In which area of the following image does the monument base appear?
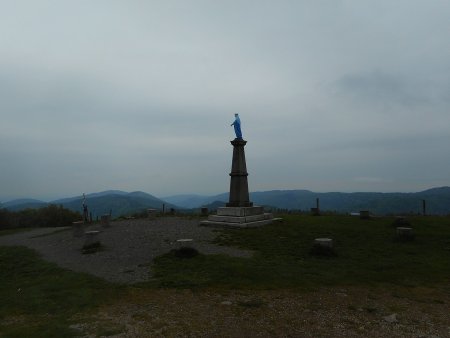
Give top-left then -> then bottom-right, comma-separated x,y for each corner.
200,206 -> 278,228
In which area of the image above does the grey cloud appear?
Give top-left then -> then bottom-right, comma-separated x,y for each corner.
334,70 -> 431,108
1,1 -> 450,199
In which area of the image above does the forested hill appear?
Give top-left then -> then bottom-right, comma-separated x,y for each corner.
169,187 -> 450,215
4,187 -> 450,216
3,191 -> 177,218
250,188 -> 448,214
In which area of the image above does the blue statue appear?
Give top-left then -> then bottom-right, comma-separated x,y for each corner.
231,113 -> 243,139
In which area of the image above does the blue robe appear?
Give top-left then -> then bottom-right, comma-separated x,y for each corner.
232,116 -> 243,139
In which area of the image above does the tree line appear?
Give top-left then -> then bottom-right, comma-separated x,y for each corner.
0,205 -> 81,230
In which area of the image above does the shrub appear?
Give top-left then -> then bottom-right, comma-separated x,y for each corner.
173,247 -> 199,259
0,205 -> 81,230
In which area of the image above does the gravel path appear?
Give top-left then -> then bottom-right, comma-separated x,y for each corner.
0,217 -> 252,284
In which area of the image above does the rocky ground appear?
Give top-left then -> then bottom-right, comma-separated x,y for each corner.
0,218 -> 449,337
0,217 -> 251,284
73,286 -> 450,337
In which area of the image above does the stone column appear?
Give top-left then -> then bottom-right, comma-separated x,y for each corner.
226,139 -> 253,207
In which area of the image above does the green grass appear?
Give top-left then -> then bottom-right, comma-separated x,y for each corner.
0,215 -> 449,336
150,215 -> 450,289
0,246 -> 124,337
0,227 -> 35,237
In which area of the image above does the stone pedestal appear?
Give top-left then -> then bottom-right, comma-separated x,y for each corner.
201,206 -> 275,228
201,138 -> 278,228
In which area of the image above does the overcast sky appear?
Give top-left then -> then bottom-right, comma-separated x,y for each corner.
1,1 -> 450,201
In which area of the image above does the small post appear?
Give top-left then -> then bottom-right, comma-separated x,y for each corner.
422,200 -> 426,216
360,210 -> 370,220
100,214 -> 110,227
311,238 -> 335,256
310,208 -> 319,216
72,221 -> 84,237
314,238 -> 333,248
162,203 -> 165,215
83,230 -> 101,253
176,238 -> 194,249
396,227 -> 414,241
311,197 -> 320,216
147,208 -> 157,220
201,207 -> 208,216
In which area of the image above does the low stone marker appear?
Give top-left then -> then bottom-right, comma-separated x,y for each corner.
392,216 -> 410,227
174,239 -> 198,258
100,214 -> 110,228
176,238 -> 193,248
83,231 -> 101,253
314,238 -> 333,248
311,238 -> 335,256
310,207 -> 320,216
360,210 -> 370,219
396,227 -> 414,241
72,221 -> 84,238
147,208 -> 157,220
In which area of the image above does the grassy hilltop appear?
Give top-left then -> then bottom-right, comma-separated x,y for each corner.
0,214 -> 449,337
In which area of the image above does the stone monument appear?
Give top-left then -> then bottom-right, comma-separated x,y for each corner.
201,115 -> 276,227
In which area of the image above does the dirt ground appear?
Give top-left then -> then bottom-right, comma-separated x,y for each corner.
70,285 -> 450,338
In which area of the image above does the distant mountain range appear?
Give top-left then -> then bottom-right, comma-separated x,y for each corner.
2,187 -> 450,216
1,191 -> 178,218
164,186 -> 450,215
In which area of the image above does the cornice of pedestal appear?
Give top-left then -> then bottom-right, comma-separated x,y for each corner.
230,138 -> 247,146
